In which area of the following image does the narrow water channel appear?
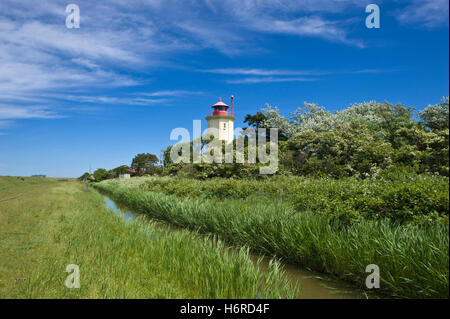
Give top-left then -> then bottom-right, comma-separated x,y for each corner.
104,196 -> 366,299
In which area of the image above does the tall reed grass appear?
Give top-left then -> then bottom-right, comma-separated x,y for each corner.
99,215 -> 300,298
100,175 -> 449,223
94,180 -> 449,298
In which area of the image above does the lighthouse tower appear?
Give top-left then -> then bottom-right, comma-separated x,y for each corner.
206,96 -> 235,144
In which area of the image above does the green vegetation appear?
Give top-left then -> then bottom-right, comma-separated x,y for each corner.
78,97 -> 449,299
131,153 -> 160,175
79,153 -> 161,182
98,174 -> 448,224
0,177 -> 298,298
264,98 -> 449,177
81,98 -> 449,181
158,98 -> 449,179
92,168 -> 110,182
94,176 -> 449,298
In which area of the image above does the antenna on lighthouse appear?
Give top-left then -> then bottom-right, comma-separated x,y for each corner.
231,95 -> 234,116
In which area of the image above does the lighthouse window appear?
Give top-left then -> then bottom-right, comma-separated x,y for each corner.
223,123 -> 227,130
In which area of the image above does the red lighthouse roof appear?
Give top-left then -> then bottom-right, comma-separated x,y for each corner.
212,97 -> 229,108
211,97 -> 230,116
206,96 -> 236,118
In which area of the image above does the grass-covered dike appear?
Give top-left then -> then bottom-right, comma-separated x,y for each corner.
0,176 -> 299,298
94,175 -> 449,299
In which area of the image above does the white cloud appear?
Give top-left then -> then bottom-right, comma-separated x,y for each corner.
201,68 -> 325,76
0,105 -> 62,120
0,0 -> 445,131
41,95 -> 168,106
3,21 -> 142,64
227,77 -> 319,84
175,22 -> 249,56
0,1 -> 192,98
202,67 -> 394,83
0,61 -> 140,94
0,0 -> 418,98
222,0 -> 367,14
396,0 -> 449,28
40,91 -> 204,106
240,15 -> 364,47
71,58 -> 100,69
172,0 -> 368,52
140,90 -> 205,97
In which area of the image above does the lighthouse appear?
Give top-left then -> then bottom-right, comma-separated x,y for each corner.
206,96 -> 235,144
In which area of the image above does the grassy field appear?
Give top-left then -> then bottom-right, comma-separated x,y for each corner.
94,176 -> 449,299
0,176 -> 298,298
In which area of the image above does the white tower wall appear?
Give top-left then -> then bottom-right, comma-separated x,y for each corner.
206,115 -> 235,144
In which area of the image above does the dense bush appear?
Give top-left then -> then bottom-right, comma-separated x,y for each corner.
101,175 -> 449,224
93,168 -> 109,182
419,97 -> 449,131
88,98 -> 449,180
162,136 -> 277,179
164,162 -> 263,179
94,180 -> 449,298
285,121 -> 393,178
261,99 -> 449,177
159,98 -> 449,179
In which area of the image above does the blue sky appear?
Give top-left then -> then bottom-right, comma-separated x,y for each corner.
0,0 -> 448,177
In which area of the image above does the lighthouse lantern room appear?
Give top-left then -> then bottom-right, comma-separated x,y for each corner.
206,96 -> 236,144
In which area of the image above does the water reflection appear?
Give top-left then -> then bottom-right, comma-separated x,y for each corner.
105,197 -> 136,222
103,195 -> 367,299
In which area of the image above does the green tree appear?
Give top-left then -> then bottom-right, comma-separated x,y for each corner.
244,112 -> 287,141
162,146 -> 173,167
419,97 -> 449,131
109,165 -> 131,178
262,101 -> 415,139
131,153 -> 159,175
93,168 -> 109,182
244,112 -> 266,132
78,172 -> 92,181
286,121 -> 393,178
